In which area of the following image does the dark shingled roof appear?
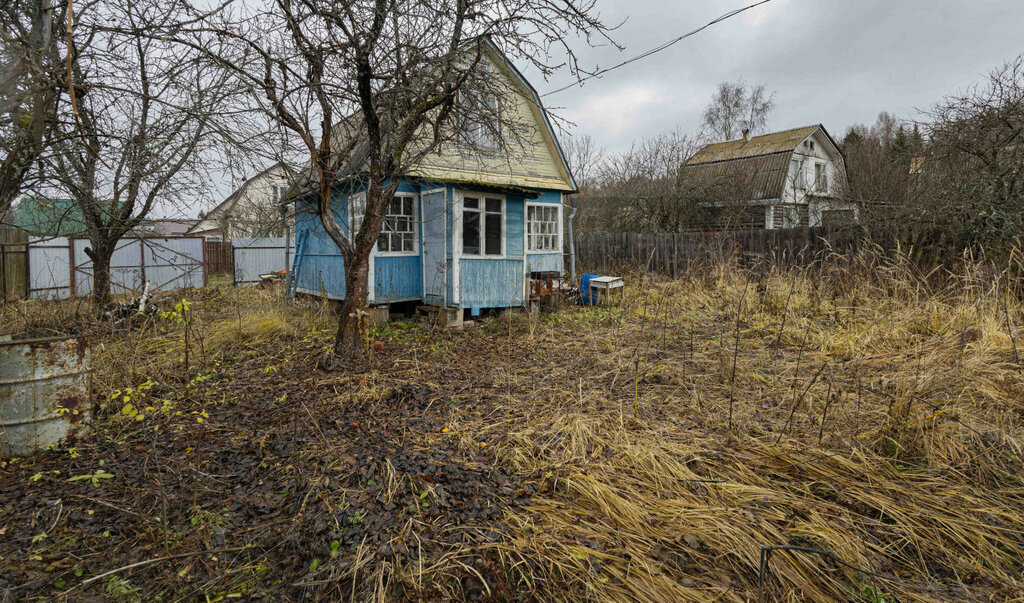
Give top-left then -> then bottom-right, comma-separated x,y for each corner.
682,125 -> 826,202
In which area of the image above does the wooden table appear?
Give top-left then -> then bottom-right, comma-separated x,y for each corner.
589,275 -> 624,306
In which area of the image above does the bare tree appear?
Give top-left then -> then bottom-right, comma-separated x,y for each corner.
923,54 -> 1024,249
846,56 -> 1024,255
582,129 -> 707,232
181,0 -> 614,360
841,113 -> 916,233
562,133 -> 603,195
0,0 -> 63,218
40,0 -> 230,310
701,80 -> 775,142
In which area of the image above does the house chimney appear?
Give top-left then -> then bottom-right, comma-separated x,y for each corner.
742,128 -> 750,142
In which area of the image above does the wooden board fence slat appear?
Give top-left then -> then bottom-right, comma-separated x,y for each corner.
573,228 -> 860,277
0,226 -> 29,303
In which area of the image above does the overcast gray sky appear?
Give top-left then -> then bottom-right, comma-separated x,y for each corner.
532,0 -> 1024,152
190,0 -> 1022,216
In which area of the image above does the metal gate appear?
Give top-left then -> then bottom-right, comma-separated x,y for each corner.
232,237 -> 291,285
70,237 -> 206,296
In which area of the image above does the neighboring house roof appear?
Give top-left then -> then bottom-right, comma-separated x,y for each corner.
683,124 -> 842,202
683,153 -> 793,204
15,199 -> 200,238
14,197 -> 87,236
687,125 -> 821,165
188,162 -> 295,235
138,219 -> 200,236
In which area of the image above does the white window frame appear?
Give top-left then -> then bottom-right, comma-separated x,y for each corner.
458,61 -> 501,153
376,192 -> 419,256
814,162 -> 828,194
456,191 -> 506,259
271,184 -> 289,204
525,202 -> 562,253
349,191 -> 366,241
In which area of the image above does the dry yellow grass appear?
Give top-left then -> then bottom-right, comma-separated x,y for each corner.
3,249 -> 1024,601
458,249 -> 1024,601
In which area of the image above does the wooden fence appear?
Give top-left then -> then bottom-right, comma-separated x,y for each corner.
574,228 -> 861,277
0,226 -> 28,302
204,240 -> 233,275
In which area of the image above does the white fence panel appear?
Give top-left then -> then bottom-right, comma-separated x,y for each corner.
26,236 -> 206,299
141,237 -> 205,291
28,237 -> 71,299
73,238 -> 145,296
233,237 -> 291,285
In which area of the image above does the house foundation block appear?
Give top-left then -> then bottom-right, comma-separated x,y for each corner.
416,305 -> 464,328
371,305 -> 390,326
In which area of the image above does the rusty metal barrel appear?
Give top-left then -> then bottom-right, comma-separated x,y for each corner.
0,335 -> 91,456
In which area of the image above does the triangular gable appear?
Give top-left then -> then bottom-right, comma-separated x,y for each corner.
480,37 -> 576,191
407,38 -> 576,192
289,38 -> 577,196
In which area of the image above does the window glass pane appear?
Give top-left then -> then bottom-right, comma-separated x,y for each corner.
463,210 -> 480,254
485,213 -> 502,255
464,197 -> 479,209
527,204 -> 560,251
485,198 -> 501,213
402,233 -> 413,250
377,233 -> 389,252
350,192 -> 366,238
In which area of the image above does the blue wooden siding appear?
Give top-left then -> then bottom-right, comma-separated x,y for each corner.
375,255 -> 420,300
505,196 -> 525,257
295,195 -> 348,299
293,178 -> 563,308
460,259 -> 524,307
526,253 -> 561,273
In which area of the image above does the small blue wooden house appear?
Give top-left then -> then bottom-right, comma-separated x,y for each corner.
292,39 -> 576,321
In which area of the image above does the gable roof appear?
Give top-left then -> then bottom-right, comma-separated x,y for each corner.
479,37 -> 576,191
290,36 -> 576,197
189,162 -> 294,234
682,124 -> 841,202
686,125 -> 822,165
14,197 -> 86,236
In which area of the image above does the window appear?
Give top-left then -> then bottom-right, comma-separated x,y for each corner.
271,184 -> 290,204
349,191 -> 366,239
462,196 -> 503,256
378,195 -> 416,253
459,62 -> 501,152
814,163 -> 828,192
460,93 -> 500,151
527,204 -> 561,251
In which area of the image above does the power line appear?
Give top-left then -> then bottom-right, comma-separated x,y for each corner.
541,0 -> 775,98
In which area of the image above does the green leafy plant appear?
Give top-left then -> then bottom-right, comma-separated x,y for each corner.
104,575 -> 141,601
68,470 -> 114,488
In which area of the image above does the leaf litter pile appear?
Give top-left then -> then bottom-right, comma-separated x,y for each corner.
2,251 -> 1024,601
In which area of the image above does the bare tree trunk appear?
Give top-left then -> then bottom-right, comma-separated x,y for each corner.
334,255 -> 370,357
90,249 -> 112,312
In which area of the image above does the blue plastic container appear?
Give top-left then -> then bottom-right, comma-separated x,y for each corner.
580,273 -> 599,305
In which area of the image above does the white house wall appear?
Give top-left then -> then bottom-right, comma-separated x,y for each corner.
776,130 -> 848,227
192,164 -> 294,239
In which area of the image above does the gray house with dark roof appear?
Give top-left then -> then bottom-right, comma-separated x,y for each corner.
682,124 -> 855,229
